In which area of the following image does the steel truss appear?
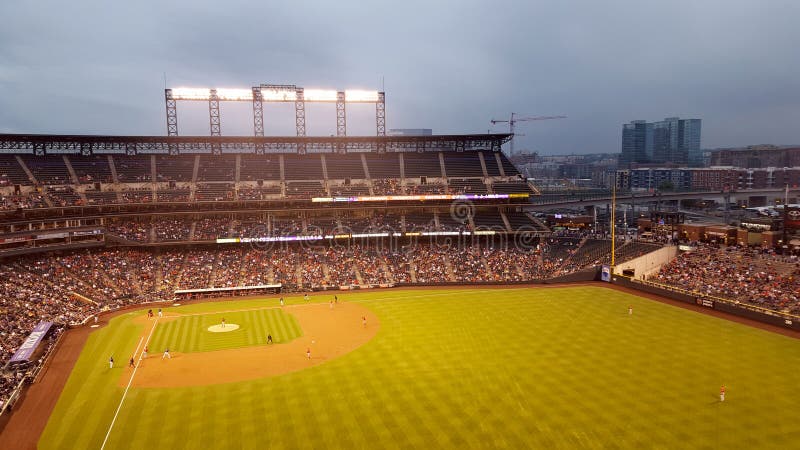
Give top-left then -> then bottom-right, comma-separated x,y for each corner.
164,86 -> 388,138
0,134 -> 512,156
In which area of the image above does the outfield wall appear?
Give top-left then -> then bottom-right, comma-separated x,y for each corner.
393,268 -> 600,288
612,245 -> 678,280
612,276 -> 800,332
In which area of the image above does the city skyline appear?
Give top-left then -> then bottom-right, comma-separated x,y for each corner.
0,1 -> 798,155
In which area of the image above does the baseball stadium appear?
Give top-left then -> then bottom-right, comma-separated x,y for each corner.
0,85 -> 798,449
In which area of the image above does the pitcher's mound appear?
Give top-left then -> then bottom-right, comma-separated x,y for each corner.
208,324 -> 240,333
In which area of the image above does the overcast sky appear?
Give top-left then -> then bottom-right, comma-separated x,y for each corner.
1,0 -> 798,155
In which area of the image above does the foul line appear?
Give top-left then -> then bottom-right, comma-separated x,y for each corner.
100,317 -> 159,450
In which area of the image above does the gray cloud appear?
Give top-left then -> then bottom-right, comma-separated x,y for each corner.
1,0 -> 798,154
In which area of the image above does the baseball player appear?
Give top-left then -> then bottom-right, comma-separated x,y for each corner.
720,385 -> 725,402
279,297 -> 284,307
267,334 -> 273,344
162,348 -> 171,359
142,346 -> 148,359
306,348 -> 311,359
221,317 -> 226,328
109,356 -> 114,369
362,316 -> 367,328
628,305 -> 633,315
158,308 -> 163,318
304,294 -> 309,302
129,357 -> 135,368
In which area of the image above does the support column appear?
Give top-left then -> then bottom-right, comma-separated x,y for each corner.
165,89 -> 178,136
376,91 -> 386,136
209,89 -> 221,136
252,87 -> 264,137
336,91 -> 346,137
295,87 -> 306,155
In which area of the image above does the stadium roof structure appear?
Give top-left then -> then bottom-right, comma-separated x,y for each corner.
0,133 -> 512,156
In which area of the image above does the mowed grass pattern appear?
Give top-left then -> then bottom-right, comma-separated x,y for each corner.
148,308 -> 302,353
39,288 -> 800,449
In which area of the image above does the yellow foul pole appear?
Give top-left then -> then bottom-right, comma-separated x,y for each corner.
611,173 -> 616,269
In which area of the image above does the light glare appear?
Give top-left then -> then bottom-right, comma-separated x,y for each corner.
303,89 -> 338,102
345,90 -> 380,102
171,87 -> 211,100
215,88 -> 254,101
260,87 -> 298,102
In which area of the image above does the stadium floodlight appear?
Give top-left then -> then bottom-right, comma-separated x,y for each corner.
260,86 -> 298,102
171,87 -> 213,100
215,88 -> 254,101
345,90 -> 380,103
303,89 -> 338,102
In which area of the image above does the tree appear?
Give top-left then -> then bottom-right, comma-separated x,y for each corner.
658,181 -> 674,191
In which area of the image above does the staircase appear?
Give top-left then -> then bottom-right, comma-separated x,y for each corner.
188,221 -> 198,241
481,256 -> 494,280
353,265 -> 365,285
442,254 -> 457,282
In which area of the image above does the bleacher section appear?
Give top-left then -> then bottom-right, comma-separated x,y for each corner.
46,186 -> 81,207
156,188 -> 191,203
329,184 -> 370,197
239,155 -> 281,181
284,155 -> 323,180
448,178 -> 487,194
403,153 -> 442,178
196,183 -> 234,201
492,181 -> 534,194
69,155 -> 113,184
0,155 -> 31,186
198,155 -> 235,181
483,153 -> 502,177
20,155 -> 71,185
286,181 -> 325,199
364,153 -> 401,179
0,150 -> 535,209
472,211 -> 506,230
114,155 -> 151,182
443,152 -> 484,177
238,186 -> 282,200
155,155 -> 194,182
85,190 -> 119,205
326,154 -> 366,179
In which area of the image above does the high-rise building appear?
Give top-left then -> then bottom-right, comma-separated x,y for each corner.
620,120 -> 653,166
620,117 -> 700,167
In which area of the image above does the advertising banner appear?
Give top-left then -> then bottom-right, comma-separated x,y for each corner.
9,321 -> 53,363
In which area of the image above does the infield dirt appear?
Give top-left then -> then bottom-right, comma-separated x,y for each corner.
127,301 -> 379,388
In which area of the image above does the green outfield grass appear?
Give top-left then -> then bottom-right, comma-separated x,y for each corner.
148,308 -> 302,353
39,287 -> 800,449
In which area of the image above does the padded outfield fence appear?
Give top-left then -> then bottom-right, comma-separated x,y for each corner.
612,275 -> 800,331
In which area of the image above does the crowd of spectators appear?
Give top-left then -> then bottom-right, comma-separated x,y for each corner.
195,218 -> 232,241
0,192 -> 47,210
371,179 -> 402,195
655,243 -> 800,314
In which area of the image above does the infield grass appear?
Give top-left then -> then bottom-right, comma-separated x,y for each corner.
148,308 -> 302,353
39,287 -> 800,449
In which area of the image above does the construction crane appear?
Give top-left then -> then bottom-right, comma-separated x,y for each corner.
490,113 -> 567,156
